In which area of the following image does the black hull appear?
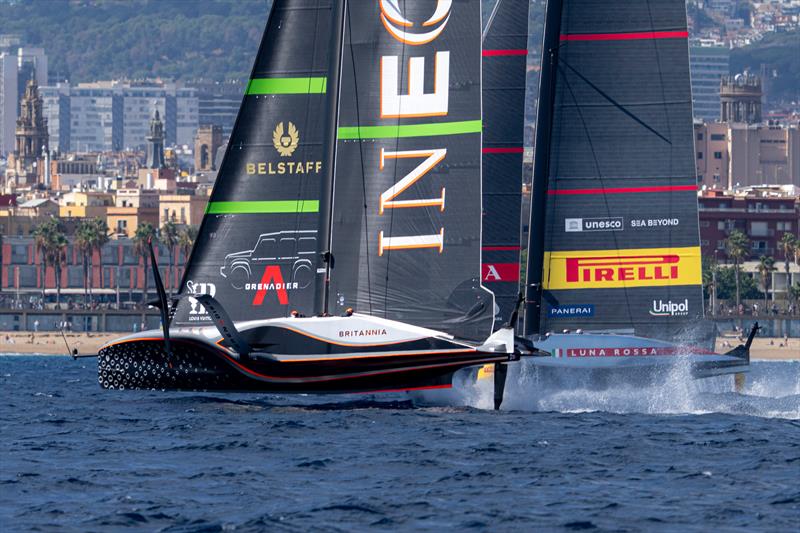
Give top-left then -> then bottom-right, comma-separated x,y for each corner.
98,339 -> 508,394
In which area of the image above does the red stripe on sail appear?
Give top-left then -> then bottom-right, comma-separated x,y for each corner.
483,49 -> 528,56
482,263 -> 521,282
548,185 -> 697,196
483,246 -> 520,251
560,31 -> 688,42
482,147 -> 524,154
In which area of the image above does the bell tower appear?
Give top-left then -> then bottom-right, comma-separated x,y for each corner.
15,78 -> 48,173
145,108 -> 166,169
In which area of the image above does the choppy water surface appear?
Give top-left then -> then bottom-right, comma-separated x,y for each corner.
1,356 -> 798,532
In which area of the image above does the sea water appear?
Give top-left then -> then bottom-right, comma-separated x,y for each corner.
1,356 -> 798,531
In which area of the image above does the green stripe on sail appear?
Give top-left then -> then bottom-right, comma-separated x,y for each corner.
337,120 -> 482,140
246,77 -> 327,95
206,200 -> 320,215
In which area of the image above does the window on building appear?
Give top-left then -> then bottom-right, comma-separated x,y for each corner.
750,221 -> 769,237
713,151 -> 722,159
713,174 -> 720,182
711,134 -> 726,141
777,221 -> 793,232
700,220 -> 710,228
696,132 -> 704,141
697,152 -> 704,160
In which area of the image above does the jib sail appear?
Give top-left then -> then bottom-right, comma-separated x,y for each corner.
173,0 -> 332,326
327,0 -> 495,341
481,0 -> 529,327
527,0 -> 703,338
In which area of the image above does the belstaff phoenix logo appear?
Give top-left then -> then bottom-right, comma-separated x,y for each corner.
379,0 -> 452,45
248,122 -> 320,175
272,121 -> 299,157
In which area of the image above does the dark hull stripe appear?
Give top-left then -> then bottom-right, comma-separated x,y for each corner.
219,350 -> 501,384
560,30 -> 688,42
548,185 -> 697,196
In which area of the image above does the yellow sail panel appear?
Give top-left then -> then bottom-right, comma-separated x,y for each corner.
542,247 -> 702,290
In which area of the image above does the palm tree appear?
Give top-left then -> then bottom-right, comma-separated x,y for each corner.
178,225 -> 199,280
756,255 -> 776,311
160,220 -> 179,291
74,220 -> 94,305
132,222 -> 157,307
34,219 -> 68,308
789,282 -> 800,315
725,230 -> 750,308
48,230 -> 68,308
32,220 -> 54,300
702,255 -> 719,314
779,232 -> 796,304
90,218 -> 110,294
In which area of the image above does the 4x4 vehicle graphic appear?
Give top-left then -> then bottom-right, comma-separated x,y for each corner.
220,230 -> 317,290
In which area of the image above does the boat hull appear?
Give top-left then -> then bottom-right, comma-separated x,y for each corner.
523,333 -> 748,381
97,315 -> 513,394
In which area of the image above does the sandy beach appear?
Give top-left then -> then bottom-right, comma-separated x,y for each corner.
0,332 -> 120,356
1,331 -> 797,360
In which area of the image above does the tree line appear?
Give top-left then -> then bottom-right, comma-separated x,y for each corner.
26,217 -> 197,309
703,230 -> 800,314
0,0 -> 270,83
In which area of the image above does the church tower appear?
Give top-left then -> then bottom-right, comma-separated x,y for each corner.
15,78 -> 48,173
145,109 -> 166,169
137,108 -> 176,190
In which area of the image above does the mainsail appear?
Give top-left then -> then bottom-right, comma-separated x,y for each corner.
481,0 -> 529,327
526,0 -> 703,338
327,0 -> 495,341
173,0 -> 332,326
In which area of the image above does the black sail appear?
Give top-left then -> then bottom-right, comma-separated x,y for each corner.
173,0 -> 331,326
481,0 -> 529,327
327,0 -> 494,341
535,0 -> 704,338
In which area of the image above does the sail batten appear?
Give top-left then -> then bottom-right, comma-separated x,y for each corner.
337,120 -> 483,140
246,77 -> 328,95
205,201 -> 320,215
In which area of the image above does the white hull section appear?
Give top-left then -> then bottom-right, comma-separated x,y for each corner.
526,333 -> 748,376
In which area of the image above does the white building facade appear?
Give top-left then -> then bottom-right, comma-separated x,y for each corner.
689,41 -> 730,121
41,81 -> 199,153
0,53 -> 17,156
